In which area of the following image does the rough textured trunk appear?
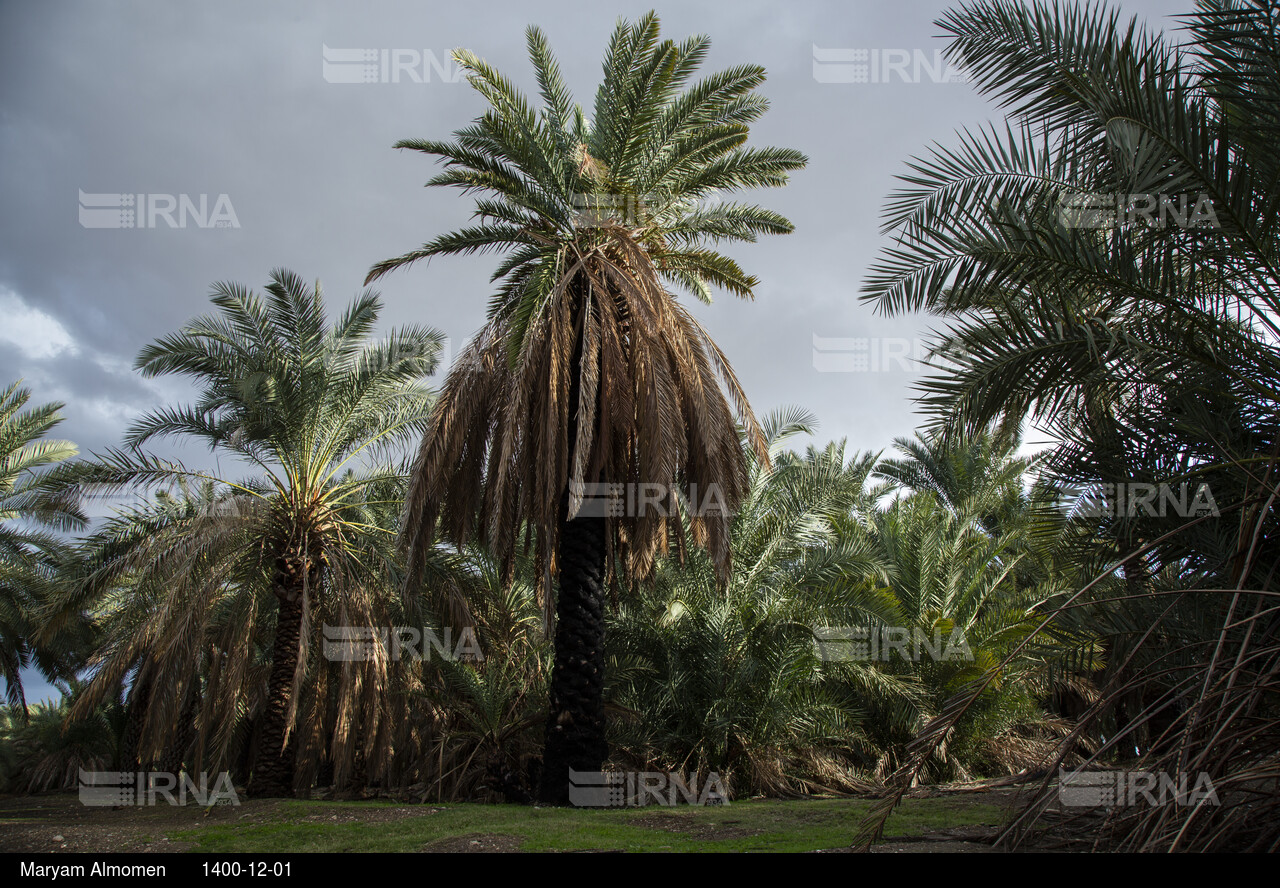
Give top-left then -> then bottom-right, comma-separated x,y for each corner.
316,758 -> 335,789
157,682 -> 200,776
340,722 -> 367,798
537,510 -> 609,805
247,590 -> 304,798
1112,545 -> 1154,756
538,280 -> 610,806
120,667 -> 154,772
536,277 -> 611,805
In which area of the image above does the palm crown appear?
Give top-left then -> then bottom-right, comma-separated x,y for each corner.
370,13 -> 807,595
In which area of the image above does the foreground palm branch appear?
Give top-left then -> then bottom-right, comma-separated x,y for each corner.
856,0 -> 1280,851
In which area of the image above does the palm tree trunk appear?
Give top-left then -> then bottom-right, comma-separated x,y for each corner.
247,590 -> 304,798
121,666 -> 153,772
341,721 -> 367,799
157,681 -> 199,776
538,280 -> 611,806
538,508 -> 609,805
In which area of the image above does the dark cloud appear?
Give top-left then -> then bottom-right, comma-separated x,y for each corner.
0,0 -> 1186,705
1,0 -> 1181,459
0,0 -> 1179,466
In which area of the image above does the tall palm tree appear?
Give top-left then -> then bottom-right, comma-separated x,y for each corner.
0,381 -> 84,711
367,13 -> 806,803
52,270 -> 448,797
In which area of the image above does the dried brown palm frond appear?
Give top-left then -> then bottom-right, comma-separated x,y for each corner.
401,230 -> 764,628
974,716 -> 1089,776
988,585 -> 1280,852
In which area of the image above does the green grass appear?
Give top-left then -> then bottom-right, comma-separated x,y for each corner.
172,796 -> 1009,853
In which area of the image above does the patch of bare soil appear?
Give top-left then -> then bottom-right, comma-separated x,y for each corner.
867,839 -> 997,853
295,806 -> 443,825
813,826 -> 1002,853
624,812 -> 762,841
0,794 -> 450,853
873,823 -> 1000,852
0,793 -> 277,853
903,784 -> 1034,805
419,833 -> 524,852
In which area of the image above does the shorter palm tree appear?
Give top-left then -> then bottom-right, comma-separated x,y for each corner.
0,381 -> 84,711
0,683 -> 124,792
609,410 -> 915,795
51,270 -> 452,797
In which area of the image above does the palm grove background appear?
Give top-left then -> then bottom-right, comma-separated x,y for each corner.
2,0 -> 1279,852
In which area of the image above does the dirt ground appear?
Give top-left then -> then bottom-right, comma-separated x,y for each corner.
0,795 -> 436,854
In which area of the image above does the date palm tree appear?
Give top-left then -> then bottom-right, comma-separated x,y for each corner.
50,270 -> 449,797
857,0 -> 1280,850
367,13 -> 806,803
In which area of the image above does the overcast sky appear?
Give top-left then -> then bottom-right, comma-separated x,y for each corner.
2,0 -> 1182,701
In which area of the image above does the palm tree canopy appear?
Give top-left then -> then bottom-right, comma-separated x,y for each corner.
372,13 -> 807,597
46,270 -> 456,775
